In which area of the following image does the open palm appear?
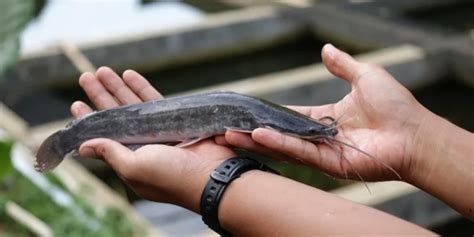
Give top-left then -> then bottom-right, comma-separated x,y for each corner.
223,44 -> 428,181
71,67 -> 235,210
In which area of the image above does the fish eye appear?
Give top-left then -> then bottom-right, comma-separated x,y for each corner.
309,126 -> 319,134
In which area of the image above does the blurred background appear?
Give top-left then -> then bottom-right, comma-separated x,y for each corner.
0,0 -> 473,236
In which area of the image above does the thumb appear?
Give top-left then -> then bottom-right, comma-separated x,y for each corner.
79,138 -> 135,173
321,44 -> 363,83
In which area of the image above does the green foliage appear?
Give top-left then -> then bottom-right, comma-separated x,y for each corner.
272,162 -> 344,190
0,169 -> 136,237
0,0 -> 34,80
0,140 -> 14,180
0,140 -> 136,236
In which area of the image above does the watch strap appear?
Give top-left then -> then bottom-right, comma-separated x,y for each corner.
200,157 -> 278,236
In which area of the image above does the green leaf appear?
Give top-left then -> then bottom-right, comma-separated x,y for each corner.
0,0 -> 34,80
0,140 -> 14,179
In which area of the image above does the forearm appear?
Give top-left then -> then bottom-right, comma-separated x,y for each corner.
410,110 -> 474,220
217,170 -> 433,236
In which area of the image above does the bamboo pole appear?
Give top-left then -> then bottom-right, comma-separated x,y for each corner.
57,41 -> 96,73
6,201 -> 53,237
0,102 -> 28,141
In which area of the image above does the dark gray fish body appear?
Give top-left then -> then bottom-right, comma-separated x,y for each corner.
36,91 -> 336,172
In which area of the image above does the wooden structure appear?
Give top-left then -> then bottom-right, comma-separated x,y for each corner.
0,105 -> 163,236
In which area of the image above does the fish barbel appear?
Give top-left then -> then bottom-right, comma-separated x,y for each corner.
35,91 -> 337,172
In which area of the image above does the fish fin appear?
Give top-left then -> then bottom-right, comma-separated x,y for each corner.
224,127 -> 253,134
175,137 -> 207,148
263,125 -> 281,133
125,142 -> 182,150
35,131 -> 65,173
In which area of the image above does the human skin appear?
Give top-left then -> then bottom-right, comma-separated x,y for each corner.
220,44 -> 474,220
68,43 -> 470,235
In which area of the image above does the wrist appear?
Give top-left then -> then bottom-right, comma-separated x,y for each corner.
218,170 -> 263,232
199,157 -> 278,235
405,109 -> 444,185
405,110 -> 474,219
406,109 -> 471,188
176,160 -> 221,213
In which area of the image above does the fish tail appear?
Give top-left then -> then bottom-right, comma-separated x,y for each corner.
35,131 -> 65,173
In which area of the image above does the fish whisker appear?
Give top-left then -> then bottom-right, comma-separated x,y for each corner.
325,117 -> 355,130
323,137 -> 402,180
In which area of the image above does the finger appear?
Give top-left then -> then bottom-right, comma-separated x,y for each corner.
251,128 -> 322,164
321,44 -> 362,83
123,69 -> 163,101
70,101 -> 93,118
96,67 -> 142,105
225,131 -> 300,163
214,135 -> 229,146
79,138 -> 135,176
79,72 -> 120,109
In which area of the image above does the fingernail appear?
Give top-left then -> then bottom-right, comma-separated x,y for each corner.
324,43 -> 339,54
82,147 -> 97,158
70,104 -> 79,116
123,69 -> 132,77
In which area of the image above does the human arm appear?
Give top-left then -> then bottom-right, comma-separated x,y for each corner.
409,110 -> 474,219
218,170 -> 434,236
71,67 -> 435,235
79,140 -> 433,236
221,44 -> 474,220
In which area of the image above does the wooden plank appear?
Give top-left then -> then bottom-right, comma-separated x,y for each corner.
336,0 -> 470,14
174,44 -> 444,105
0,5 -> 304,94
3,1 -> 472,97
301,3 -> 448,50
301,2 -> 474,87
3,0 -> 473,93
6,201 -> 53,237
58,41 -> 96,73
0,102 -> 28,142
225,0 -> 312,8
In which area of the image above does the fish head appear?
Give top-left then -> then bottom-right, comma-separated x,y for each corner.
308,124 -> 338,138
264,118 -> 337,141
297,123 -> 338,141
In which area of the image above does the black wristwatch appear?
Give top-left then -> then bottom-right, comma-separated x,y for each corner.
200,157 -> 278,236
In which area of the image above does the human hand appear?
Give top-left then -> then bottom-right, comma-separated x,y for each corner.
71,67 -> 235,212
219,44 -> 431,182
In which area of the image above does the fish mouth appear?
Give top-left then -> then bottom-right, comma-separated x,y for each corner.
328,128 -> 338,136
